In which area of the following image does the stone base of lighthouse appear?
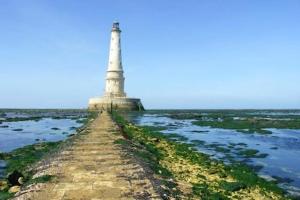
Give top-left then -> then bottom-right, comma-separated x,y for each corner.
88,96 -> 144,111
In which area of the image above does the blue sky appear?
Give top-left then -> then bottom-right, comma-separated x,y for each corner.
0,0 -> 299,109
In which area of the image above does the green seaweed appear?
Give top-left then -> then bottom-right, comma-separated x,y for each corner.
227,163 -> 284,195
0,191 -> 13,200
140,125 -> 167,131
192,183 -> 229,200
25,175 -> 54,186
219,180 -> 246,192
112,111 -> 287,199
238,149 -> 259,158
193,116 -> 300,134
165,133 -> 189,141
190,140 -> 206,145
4,117 -> 43,122
3,142 -> 62,176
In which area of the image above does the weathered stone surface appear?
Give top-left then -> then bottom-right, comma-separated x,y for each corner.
88,96 -> 144,111
13,112 -> 159,199
8,185 -> 20,193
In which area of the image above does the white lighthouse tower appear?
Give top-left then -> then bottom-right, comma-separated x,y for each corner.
105,22 -> 126,98
88,22 -> 144,111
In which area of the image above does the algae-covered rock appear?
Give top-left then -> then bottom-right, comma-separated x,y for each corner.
0,180 -> 8,190
8,185 -> 20,193
7,170 -> 24,186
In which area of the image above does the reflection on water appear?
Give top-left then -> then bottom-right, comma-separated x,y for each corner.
127,111 -> 300,196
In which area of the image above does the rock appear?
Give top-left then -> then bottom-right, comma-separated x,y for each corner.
162,193 -> 168,200
67,133 -> 75,137
7,170 -> 24,186
18,177 -> 24,185
0,152 -> 6,159
272,175 -> 293,183
8,185 -> 20,193
153,138 -> 160,143
0,180 -> 8,190
12,128 -> 23,131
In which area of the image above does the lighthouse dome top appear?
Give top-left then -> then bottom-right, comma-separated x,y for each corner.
112,21 -> 120,31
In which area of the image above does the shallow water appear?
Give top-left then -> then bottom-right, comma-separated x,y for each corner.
0,110 -> 86,178
0,118 -> 82,152
127,111 -> 300,196
0,160 -> 5,178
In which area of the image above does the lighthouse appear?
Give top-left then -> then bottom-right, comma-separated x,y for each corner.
105,22 -> 126,98
88,22 -> 144,111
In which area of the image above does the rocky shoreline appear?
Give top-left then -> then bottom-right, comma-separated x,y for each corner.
113,111 -> 292,199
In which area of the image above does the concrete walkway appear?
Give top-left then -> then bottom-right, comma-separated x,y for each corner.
14,112 -> 160,200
